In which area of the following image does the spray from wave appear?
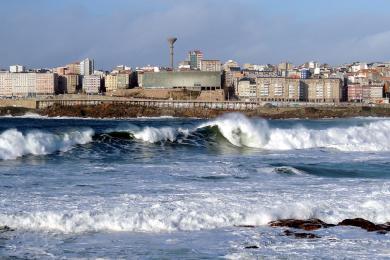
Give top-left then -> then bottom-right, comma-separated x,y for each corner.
133,127 -> 190,143
106,113 -> 390,152
0,128 -> 94,160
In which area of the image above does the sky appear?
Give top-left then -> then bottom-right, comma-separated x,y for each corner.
0,0 -> 390,70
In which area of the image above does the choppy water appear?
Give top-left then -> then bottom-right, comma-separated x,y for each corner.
1,113 -> 390,259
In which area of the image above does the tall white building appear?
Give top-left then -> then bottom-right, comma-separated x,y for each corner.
9,65 -> 25,73
0,73 -> 12,97
80,58 -> 95,76
11,73 -> 36,97
82,75 -> 101,94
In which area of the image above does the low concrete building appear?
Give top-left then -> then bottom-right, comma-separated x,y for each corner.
142,71 -> 222,90
256,77 -> 302,101
82,75 -> 101,94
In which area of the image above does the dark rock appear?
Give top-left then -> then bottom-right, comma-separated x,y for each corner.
245,245 -> 259,249
236,225 -> 256,228
337,218 -> 385,232
0,226 -> 14,233
269,219 -> 330,231
283,230 -> 320,239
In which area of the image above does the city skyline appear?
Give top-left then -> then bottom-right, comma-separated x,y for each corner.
1,0 -> 390,69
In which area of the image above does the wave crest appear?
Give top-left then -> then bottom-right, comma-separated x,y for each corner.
197,114 -> 390,152
0,128 -> 94,160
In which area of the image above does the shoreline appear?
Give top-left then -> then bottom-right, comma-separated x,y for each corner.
3,103 -> 390,119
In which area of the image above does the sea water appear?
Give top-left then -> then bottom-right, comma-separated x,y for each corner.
0,113 -> 389,259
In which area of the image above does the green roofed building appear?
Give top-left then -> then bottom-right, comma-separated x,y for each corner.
141,71 -> 222,90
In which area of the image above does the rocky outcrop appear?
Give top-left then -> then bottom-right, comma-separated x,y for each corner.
269,219 -> 334,231
37,103 -> 390,119
338,218 -> 390,232
270,218 -> 390,235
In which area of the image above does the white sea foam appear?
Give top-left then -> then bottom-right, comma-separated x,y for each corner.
1,198 -> 390,234
0,128 -> 94,160
198,113 -> 390,152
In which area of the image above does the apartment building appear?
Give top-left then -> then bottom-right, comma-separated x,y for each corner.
0,73 -> 12,97
58,74 -> 79,94
256,77 -> 302,102
348,83 -> 384,103
302,78 -> 342,103
117,73 -> 130,89
188,50 -> 203,70
105,74 -> 117,92
200,60 -> 221,72
82,75 -> 101,94
11,73 -> 37,97
237,78 -> 257,99
36,73 -> 58,95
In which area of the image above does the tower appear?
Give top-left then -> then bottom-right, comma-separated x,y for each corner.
167,37 -> 177,70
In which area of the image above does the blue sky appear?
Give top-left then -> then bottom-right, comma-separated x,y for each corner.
1,0 -> 390,69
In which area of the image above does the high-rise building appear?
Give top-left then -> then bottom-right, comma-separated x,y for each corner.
188,50 -> 203,70
80,58 -> 94,76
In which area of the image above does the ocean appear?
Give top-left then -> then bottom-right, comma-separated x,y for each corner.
0,113 -> 390,259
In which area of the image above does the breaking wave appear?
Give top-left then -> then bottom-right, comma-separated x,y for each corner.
102,113 -> 390,152
1,198 -> 390,234
199,113 -> 390,151
0,128 -> 94,160
4,114 -> 389,158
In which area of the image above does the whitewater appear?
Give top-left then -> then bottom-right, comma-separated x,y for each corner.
1,114 -> 390,259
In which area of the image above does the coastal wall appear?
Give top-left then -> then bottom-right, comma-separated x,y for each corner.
0,99 -> 37,109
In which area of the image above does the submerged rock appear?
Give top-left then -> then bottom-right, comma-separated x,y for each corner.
269,219 -> 333,231
235,225 -> 256,228
0,226 -> 14,233
244,245 -> 259,249
283,230 -> 321,239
